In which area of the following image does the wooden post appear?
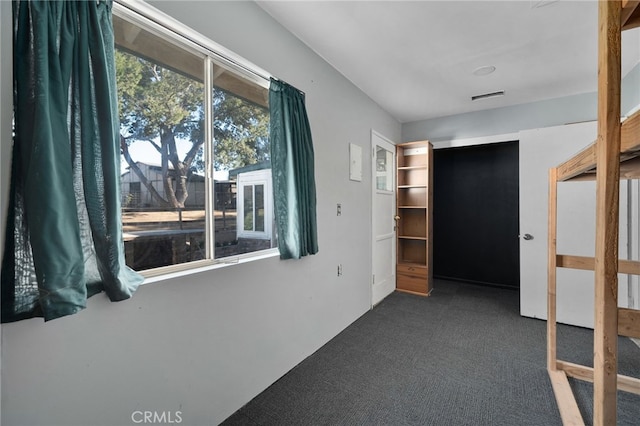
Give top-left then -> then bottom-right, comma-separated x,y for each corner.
548,168 -> 558,372
593,1 -> 622,425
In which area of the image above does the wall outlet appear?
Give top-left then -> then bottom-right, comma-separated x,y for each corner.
337,264 -> 343,276
337,203 -> 342,216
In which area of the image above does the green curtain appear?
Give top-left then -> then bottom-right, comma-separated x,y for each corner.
269,78 -> 319,259
1,0 -> 143,322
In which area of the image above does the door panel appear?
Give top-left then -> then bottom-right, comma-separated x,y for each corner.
372,131 -> 396,306
519,121 -> 628,328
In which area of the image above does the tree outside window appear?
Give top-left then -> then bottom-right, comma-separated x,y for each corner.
114,15 -> 275,271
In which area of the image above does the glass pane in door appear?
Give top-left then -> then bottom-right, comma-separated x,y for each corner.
376,145 -> 393,191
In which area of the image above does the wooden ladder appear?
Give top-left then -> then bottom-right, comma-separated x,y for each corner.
547,1 -> 640,425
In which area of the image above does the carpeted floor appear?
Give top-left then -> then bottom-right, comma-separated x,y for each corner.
222,280 -> 640,425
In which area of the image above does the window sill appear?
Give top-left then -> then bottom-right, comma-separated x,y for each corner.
139,248 -> 280,285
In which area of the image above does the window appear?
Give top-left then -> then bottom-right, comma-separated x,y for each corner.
236,170 -> 273,243
376,145 -> 394,191
113,3 -> 276,273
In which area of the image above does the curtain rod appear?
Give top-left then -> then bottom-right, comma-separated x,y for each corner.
271,78 -> 306,97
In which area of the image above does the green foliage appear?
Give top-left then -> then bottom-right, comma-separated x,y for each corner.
116,49 -> 270,208
116,50 -> 269,173
116,50 -> 203,143
212,89 -> 270,171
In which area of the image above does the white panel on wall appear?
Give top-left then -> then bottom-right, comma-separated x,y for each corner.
349,143 -> 362,181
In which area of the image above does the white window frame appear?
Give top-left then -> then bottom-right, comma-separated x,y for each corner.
236,170 -> 273,241
113,0 -> 279,279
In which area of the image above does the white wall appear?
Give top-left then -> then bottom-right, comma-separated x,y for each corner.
622,62 -> 640,115
0,2 -> 400,425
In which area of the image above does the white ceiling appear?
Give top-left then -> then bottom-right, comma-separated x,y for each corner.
258,1 -> 640,123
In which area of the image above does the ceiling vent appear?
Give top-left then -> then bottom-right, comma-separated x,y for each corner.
471,90 -> 505,101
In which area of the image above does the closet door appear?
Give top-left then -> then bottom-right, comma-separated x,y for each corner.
519,121 -> 628,328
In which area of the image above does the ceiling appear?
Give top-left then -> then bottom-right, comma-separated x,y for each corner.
258,1 -> 640,124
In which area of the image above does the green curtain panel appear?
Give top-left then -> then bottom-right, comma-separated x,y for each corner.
269,78 -> 319,259
1,0 -> 143,322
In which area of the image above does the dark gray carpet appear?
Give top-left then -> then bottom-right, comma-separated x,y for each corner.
222,280 -> 640,425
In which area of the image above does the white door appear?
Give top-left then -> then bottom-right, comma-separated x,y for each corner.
519,121 -> 628,328
372,131 -> 396,306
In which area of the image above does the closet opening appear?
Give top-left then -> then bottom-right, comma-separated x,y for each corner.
433,140 -> 520,290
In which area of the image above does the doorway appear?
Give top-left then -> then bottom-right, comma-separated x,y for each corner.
371,131 -> 397,306
433,141 -> 519,289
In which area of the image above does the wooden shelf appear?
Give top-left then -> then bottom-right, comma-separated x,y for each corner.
396,140 -> 433,296
398,165 -> 427,170
397,261 -> 427,270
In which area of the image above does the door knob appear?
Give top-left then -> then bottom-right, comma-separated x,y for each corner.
394,215 -> 400,221
523,233 -> 533,240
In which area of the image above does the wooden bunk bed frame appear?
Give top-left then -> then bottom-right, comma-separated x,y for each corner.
547,1 -> 640,425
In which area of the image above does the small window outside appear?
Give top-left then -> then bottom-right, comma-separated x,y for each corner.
235,170 -> 272,244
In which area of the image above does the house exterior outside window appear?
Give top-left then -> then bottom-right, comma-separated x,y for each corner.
236,168 -> 273,243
